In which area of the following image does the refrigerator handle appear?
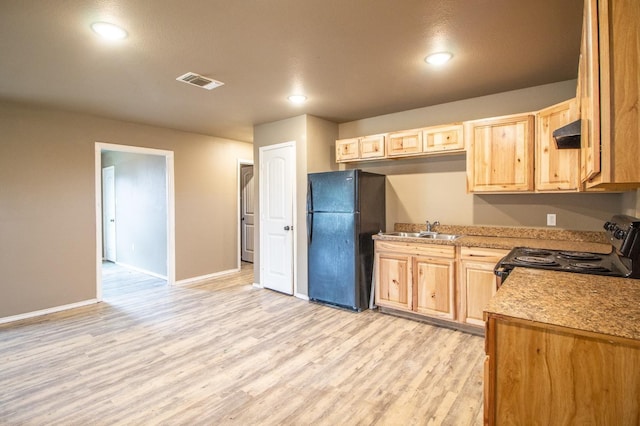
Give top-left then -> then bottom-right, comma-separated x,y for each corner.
306,179 -> 313,244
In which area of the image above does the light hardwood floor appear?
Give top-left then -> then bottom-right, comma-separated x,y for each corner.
0,262 -> 485,425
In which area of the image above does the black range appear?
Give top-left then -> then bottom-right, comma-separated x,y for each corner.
495,215 -> 640,282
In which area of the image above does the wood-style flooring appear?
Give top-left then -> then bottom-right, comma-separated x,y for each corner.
0,262 -> 485,425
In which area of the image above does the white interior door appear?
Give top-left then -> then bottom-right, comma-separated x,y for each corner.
260,143 -> 294,295
102,166 -> 116,262
241,164 -> 255,263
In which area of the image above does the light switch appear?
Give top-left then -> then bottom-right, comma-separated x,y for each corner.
547,214 -> 556,226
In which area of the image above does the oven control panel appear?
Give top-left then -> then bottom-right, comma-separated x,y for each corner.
605,215 -> 640,260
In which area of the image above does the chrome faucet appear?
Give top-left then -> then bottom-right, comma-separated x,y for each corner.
425,220 -> 440,233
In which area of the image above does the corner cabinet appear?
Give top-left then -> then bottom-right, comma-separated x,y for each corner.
579,0 -> 640,190
465,113 -> 535,193
458,247 -> 508,328
375,240 -> 455,320
535,99 -> 581,192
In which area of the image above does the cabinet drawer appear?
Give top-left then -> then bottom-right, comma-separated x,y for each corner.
460,247 -> 509,263
375,240 -> 455,258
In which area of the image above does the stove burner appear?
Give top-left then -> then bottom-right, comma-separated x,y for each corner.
520,248 -> 554,257
567,262 -> 612,273
514,256 -> 559,266
558,251 -> 602,261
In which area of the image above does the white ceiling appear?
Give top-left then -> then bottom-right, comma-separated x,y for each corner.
0,0 -> 584,143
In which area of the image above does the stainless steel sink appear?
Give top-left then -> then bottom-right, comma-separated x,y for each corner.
379,231 -> 461,240
419,233 -> 461,240
379,232 -> 423,237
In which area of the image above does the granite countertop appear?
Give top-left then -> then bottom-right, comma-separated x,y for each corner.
373,224 -> 612,254
485,268 -> 640,341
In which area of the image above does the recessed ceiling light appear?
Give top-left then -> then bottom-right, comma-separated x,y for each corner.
288,95 -> 307,104
91,22 -> 128,40
425,52 -> 453,65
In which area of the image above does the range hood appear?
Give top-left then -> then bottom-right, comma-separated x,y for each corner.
552,119 -> 581,149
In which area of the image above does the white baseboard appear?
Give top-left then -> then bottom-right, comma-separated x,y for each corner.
295,292 -> 309,301
115,261 -> 167,280
252,283 -> 263,288
0,299 -> 99,325
176,267 -> 240,286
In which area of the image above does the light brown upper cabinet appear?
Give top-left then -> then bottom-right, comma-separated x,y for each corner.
579,0 -> 640,190
422,123 -> 465,154
387,129 -> 423,157
335,138 -> 359,162
359,134 -> 386,159
465,113 -> 535,193
535,99 -> 581,192
336,135 -> 385,163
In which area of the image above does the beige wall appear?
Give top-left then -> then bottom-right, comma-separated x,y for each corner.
340,80 -> 634,231
252,115 -> 337,294
0,100 -> 252,318
622,190 -> 640,218
306,115 -> 339,174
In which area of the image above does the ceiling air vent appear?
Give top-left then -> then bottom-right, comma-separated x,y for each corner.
175,72 -> 224,90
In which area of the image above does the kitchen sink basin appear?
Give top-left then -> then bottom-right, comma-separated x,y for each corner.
419,233 -> 461,240
380,232 -> 423,237
379,231 -> 462,240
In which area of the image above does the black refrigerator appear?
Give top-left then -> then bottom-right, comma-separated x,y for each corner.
307,170 -> 386,311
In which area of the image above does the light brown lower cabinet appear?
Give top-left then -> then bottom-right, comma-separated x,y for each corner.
375,242 -> 506,330
484,316 -> 640,425
375,241 -> 455,320
458,247 -> 509,327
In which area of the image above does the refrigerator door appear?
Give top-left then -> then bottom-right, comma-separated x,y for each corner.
308,211 -> 359,309
308,170 -> 358,213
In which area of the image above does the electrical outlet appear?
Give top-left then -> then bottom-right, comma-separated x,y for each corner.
547,213 -> 556,227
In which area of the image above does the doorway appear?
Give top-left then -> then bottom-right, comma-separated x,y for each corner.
259,142 -> 295,295
95,142 -> 176,300
239,161 -> 255,264
102,166 -> 116,262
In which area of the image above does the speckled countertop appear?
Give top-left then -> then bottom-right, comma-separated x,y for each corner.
485,268 -> 640,341
372,223 -> 612,253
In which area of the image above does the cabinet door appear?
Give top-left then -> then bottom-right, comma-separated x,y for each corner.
387,129 -> 423,157
579,0 -> 601,182
375,252 -> 411,311
584,0 -> 640,189
336,138 -> 359,162
459,260 -> 500,327
413,256 -> 455,320
360,134 -> 386,159
465,114 -> 534,192
536,99 -> 581,192
422,124 -> 464,154
489,317 -> 640,424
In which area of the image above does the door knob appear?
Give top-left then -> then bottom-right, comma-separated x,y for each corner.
284,226 -> 291,231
